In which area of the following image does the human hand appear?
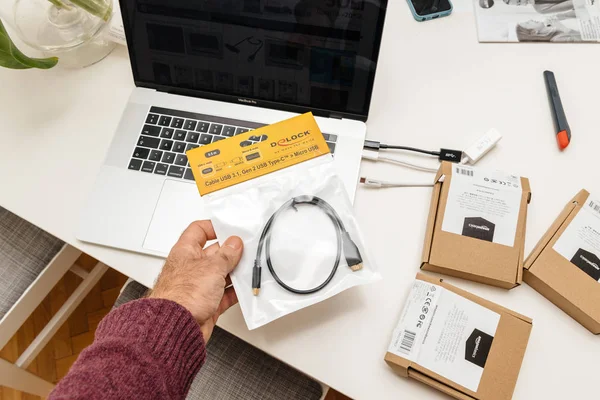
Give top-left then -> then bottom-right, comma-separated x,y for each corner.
149,221 -> 243,341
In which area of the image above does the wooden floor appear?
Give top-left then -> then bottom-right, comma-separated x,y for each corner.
0,254 -> 127,400
0,253 -> 351,400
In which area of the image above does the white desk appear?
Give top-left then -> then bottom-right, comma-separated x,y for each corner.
1,1 -> 599,399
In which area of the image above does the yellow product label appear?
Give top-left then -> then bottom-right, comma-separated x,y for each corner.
187,113 -> 330,196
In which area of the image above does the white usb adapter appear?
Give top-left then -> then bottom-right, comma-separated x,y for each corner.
461,129 -> 502,165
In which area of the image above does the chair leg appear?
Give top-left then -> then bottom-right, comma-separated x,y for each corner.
0,358 -> 55,397
319,384 -> 331,400
15,262 -> 109,369
0,244 -> 82,350
69,263 -> 90,279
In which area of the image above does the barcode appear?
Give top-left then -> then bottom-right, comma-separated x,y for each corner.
399,330 -> 416,354
589,200 -> 600,214
456,167 -> 474,177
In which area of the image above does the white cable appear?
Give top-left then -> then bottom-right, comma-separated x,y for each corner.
362,148 -> 380,161
377,156 -> 439,173
362,149 -> 439,173
360,177 -> 434,188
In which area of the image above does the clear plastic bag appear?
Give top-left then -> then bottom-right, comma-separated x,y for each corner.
204,156 -> 380,330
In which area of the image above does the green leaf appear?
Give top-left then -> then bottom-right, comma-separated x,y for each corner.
0,20 -> 58,70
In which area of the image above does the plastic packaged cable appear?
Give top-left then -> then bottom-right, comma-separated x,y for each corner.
187,113 -> 380,329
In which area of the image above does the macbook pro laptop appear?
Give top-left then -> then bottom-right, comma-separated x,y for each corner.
78,0 -> 388,257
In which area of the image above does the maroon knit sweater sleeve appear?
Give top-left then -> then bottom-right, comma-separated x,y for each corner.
49,298 -> 206,400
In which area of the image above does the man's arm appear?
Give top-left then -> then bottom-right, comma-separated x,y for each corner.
50,298 -> 206,400
49,221 -> 243,400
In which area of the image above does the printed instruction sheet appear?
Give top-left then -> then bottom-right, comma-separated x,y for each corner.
388,280 -> 500,392
474,0 -> 600,43
442,165 -> 522,247
554,196 -> 600,282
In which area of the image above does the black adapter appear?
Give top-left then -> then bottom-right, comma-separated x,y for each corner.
438,149 -> 463,163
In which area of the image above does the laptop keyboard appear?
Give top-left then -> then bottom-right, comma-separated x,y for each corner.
128,106 -> 338,181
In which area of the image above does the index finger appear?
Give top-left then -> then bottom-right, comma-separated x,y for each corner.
177,220 -> 217,249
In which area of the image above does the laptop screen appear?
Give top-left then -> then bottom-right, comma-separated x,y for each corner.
120,0 -> 388,119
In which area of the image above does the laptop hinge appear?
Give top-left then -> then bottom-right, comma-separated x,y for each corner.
329,113 -> 343,120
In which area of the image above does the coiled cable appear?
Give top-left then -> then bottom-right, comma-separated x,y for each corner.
252,196 -> 363,295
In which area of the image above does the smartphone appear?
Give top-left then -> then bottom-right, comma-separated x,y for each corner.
407,0 -> 453,21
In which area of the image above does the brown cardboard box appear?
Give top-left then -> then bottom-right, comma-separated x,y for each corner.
421,162 -> 532,289
385,273 -> 532,400
524,189 -> 600,334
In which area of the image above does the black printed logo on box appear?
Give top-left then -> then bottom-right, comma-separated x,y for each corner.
462,217 -> 495,242
465,329 -> 494,368
570,248 -> 600,281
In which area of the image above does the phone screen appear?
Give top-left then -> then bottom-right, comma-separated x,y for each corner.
411,0 -> 452,16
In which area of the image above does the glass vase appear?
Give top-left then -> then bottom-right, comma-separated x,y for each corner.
2,0 -> 115,68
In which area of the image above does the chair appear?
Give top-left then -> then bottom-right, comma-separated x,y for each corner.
0,206 -> 108,397
113,280 -> 326,400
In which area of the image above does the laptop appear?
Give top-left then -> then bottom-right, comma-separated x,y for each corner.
78,0 -> 388,257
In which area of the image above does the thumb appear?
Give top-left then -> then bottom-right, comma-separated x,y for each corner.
211,236 -> 244,275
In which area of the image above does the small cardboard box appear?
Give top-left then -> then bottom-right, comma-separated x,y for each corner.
524,189 -> 600,334
385,273 -> 532,400
421,162 -> 532,289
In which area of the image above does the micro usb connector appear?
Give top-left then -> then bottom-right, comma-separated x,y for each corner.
342,231 -> 363,272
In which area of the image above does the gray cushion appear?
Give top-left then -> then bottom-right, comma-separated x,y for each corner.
114,281 -> 323,400
0,207 -> 64,320
113,279 -> 149,308
188,327 -> 323,400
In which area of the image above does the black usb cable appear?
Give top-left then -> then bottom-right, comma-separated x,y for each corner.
364,140 -> 462,163
252,196 -> 363,296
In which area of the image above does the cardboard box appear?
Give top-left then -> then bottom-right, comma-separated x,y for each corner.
421,162 -> 532,289
385,273 -> 532,400
524,189 -> 600,334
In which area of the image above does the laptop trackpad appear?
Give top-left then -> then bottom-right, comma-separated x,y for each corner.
143,179 -> 209,255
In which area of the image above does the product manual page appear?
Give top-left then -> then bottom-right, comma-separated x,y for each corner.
554,196 -> 600,282
442,165 -> 522,247
388,280 -> 500,393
